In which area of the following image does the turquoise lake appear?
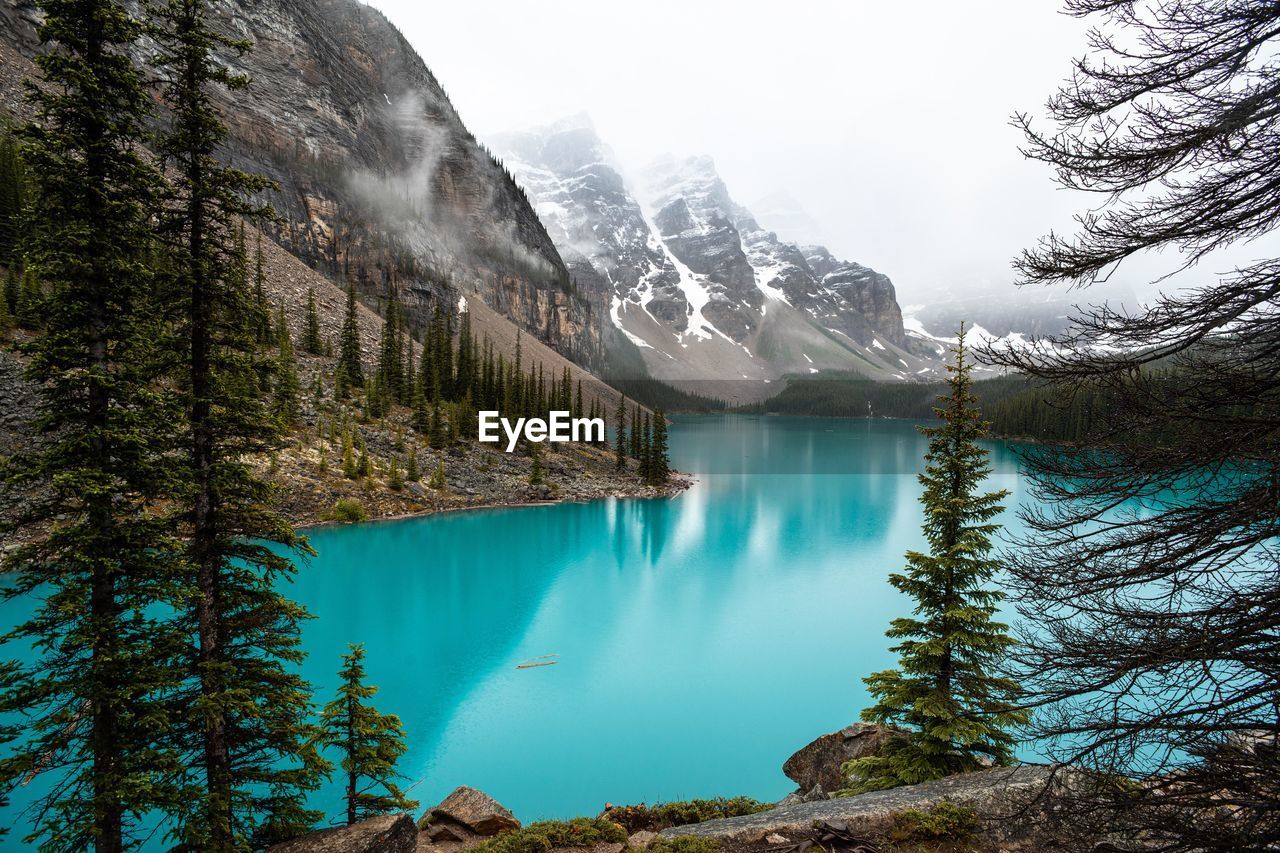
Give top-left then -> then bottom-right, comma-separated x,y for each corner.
0,414 -> 1037,839
291,415 -> 1033,821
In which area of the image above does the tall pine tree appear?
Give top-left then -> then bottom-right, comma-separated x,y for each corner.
302,287 -> 322,354
614,393 -> 627,470
317,645 -> 417,826
648,409 -> 670,485
843,326 -> 1026,793
337,282 -> 364,390
0,1 -> 186,849
151,0 -> 326,845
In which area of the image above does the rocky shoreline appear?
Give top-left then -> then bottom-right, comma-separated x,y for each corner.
268,725 -> 1103,853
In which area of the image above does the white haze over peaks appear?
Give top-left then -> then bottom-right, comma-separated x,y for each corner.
363,0 -> 1280,309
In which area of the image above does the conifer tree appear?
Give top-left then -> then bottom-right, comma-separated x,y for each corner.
338,283 -> 364,389
16,266 -> 41,329
250,233 -> 272,345
3,263 -> 17,315
0,1 -> 186,848
529,440 -> 545,486
428,399 -> 446,448
151,0 -> 327,845
843,327 -> 1026,793
0,130 -> 26,263
630,407 -> 641,459
0,276 -> 10,335
614,393 -> 627,469
275,305 -> 300,426
317,645 -> 417,826
302,287 -> 322,354
638,412 -> 652,481
375,294 -> 403,403
648,409 -> 670,485
406,446 -> 419,481
429,459 -> 446,490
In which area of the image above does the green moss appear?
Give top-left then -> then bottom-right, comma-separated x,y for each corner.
603,798 -> 771,833
888,801 -> 978,842
645,836 -> 720,853
469,818 -> 628,853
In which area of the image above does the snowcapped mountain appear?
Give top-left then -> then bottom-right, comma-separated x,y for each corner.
491,117 -> 947,400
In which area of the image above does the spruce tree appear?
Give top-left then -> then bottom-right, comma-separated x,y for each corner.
614,393 -> 627,470
529,439 -> 545,486
250,233 -> 272,345
0,129 -> 25,263
338,283 -> 364,388
3,263 -> 17,314
0,276 -> 10,335
649,409 -> 670,485
375,294 -> 404,405
275,305 -> 300,426
16,266 -> 41,329
638,413 -> 652,481
317,645 -> 417,826
151,0 -> 326,845
302,287 -> 322,354
0,1 -> 186,848
630,407 -> 641,459
843,327 -> 1026,793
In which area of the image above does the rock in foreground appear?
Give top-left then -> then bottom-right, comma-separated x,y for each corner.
268,813 -> 418,853
419,786 -> 521,836
780,722 -> 902,799
659,766 -> 1060,843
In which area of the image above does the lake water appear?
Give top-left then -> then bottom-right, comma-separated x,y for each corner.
0,414 -> 1037,840
290,415 -> 1033,821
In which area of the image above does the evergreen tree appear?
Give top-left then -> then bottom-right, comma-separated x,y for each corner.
0,1 -> 187,848
16,266 -> 41,329
274,305 -> 300,426
406,446 -> 419,481
302,287 -> 322,354
151,0 -> 326,845
250,233 -> 272,345
0,275 -> 10,335
844,327 -> 1026,793
428,399 -> 446,448
3,263 -> 17,315
648,409 -> 670,485
614,393 -> 627,470
429,459 -> 446,490
316,645 -> 417,826
0,130 -> 26,263
638,413 -> 652,481
630,407 -> 641,459
375,294 -> 403,404
338,283 -> 364,389
529,440 -> 545,486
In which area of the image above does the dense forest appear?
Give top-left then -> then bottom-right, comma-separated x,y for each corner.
740,372 -> 1109,442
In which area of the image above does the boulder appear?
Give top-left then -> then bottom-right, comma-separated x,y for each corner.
418,786 -> 520,836
658,765 -> 1063,844
268,813 -> 418,853
782,723 -> 902,794
627,830 -> 657,849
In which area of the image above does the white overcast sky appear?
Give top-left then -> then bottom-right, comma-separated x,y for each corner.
360,1 -> 1195,305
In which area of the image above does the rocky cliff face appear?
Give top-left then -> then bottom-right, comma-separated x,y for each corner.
492,118 -> 935,395
0,0 -> 601,366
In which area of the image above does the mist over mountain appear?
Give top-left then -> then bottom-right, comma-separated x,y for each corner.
491,117 -> 960,399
